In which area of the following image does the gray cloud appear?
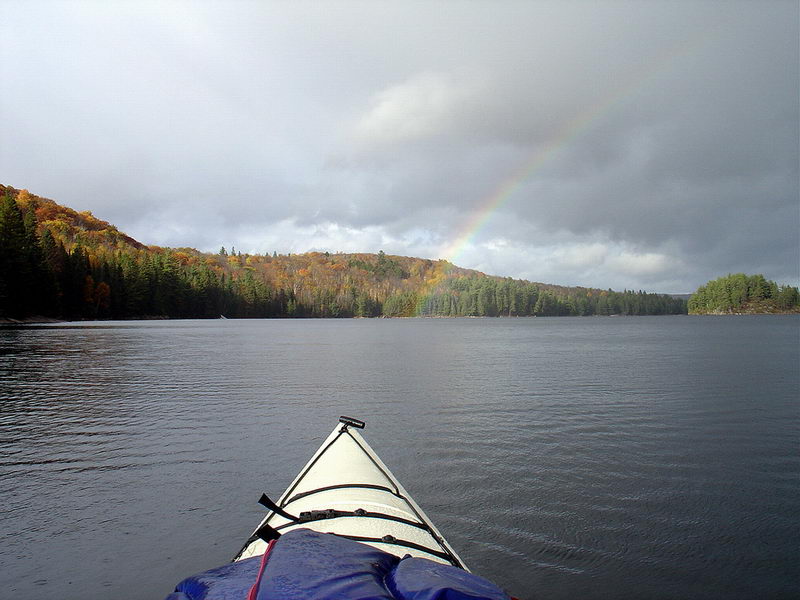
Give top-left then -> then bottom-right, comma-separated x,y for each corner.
1,0 -> 797,292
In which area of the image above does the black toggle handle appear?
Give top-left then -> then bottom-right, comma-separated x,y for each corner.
339,416 -> 366,429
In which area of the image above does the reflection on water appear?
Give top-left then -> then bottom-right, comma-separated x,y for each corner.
1,317 -> 798,599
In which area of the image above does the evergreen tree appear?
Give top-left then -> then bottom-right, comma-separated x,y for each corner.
0,193 -> 51,317
0,193 -> 29,317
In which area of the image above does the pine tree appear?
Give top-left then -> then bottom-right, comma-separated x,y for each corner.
0,193 -> 34,317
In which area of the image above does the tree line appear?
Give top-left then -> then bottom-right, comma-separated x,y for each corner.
1,188 -> 688,320
382,277 -> 686,317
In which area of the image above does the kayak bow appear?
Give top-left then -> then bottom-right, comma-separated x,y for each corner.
234,416 -> 467,569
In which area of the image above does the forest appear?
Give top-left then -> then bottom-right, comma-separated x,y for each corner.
688,273 -> 799,314
0,186 -> 687,321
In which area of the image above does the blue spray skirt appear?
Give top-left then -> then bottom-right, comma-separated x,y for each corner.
165,529 -> 511,600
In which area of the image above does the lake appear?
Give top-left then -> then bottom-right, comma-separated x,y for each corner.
1,316 -> 798,599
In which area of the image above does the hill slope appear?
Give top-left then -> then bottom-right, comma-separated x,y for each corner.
0,185 -> 687,320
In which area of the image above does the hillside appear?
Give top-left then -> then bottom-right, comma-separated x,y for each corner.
0,186 -> 687,320
0,185 -> 146,252
688,274 -> 799,314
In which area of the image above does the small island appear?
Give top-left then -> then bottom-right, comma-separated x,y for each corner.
688,274 -> 800,315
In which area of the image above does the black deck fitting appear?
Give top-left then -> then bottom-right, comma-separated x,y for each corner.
338,416 -> 366,429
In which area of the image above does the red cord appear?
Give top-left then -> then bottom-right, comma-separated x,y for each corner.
246,539 -> 277,600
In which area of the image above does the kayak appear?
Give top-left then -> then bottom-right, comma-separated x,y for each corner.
164,417 -> 514,600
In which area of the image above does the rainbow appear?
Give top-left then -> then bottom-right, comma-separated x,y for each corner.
412,28 -> 720,315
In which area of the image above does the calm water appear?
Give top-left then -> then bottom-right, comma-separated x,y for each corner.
1,316 -> 798,599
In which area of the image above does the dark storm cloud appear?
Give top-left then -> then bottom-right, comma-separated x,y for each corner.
1,1 -> 796,291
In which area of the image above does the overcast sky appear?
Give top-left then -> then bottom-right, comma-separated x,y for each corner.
1,1 -> 797,292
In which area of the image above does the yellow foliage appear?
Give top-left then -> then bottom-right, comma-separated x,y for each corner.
41,219 -> 69,234
16,189 -> 33,208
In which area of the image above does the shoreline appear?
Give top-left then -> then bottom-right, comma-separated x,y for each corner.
5,312 -> 798,325
0,316 -> 63,325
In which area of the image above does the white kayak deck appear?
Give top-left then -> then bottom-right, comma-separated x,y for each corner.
234,420 -> 467,570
